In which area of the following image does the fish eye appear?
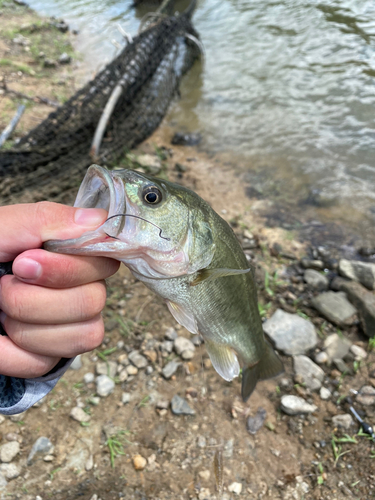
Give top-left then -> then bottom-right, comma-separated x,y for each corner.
142,186 -> 162,205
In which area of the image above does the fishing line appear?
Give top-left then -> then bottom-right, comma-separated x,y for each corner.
104,213 -> 170,241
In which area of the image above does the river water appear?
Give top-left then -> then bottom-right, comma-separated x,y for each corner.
28,0 -> 375,242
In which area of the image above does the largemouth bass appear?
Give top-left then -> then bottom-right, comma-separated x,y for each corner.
44,165 -> 284,401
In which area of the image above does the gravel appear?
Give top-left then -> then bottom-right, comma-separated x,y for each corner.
293,355 -> 325,391
170,395 -> 195,416
332,414 -> 354,430
312,291 -> 357,326
323,333 -> 352,362
128,350 -> 148,369
27,437 -> 54,465
246,407 -> 267,435
70,407 -> 91,423
162,360 -> 180,379
96,375 -> 115,397
280,395 -> 317,415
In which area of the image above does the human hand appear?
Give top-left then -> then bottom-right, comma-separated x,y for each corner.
0,202 -> 120,379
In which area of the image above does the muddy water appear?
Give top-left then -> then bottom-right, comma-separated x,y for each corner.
28,0 -> 375,242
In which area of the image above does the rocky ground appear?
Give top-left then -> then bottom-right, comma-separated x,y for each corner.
1,2 -> 375,500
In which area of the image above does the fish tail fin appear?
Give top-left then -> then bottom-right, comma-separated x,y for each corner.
241,342 -> 284,402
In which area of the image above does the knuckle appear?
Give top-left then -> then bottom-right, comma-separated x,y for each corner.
77,282 -> 107,319
28,358 -> 58,378
76,316 -> 105,352
2,279 -> 27,320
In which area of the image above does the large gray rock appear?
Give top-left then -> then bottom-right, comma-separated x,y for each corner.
263,309 -> 317,356
304,269 -> 329,291
162,360 -> 180,379
323,333 -> 351,363
171,395 -> 195,416
311,291 -> 357,326
332,414 -> 354,430
0,463 -> 21,480
293,355 -> 324,391
27,436 -> 54,465
0,442 -> 20,463
96,375 -> 115,397
128,350 -> 148,369
339,259 -> 375,290
332,277 -> 375,337
280,395 -> 317,415
356,386 -> 375,406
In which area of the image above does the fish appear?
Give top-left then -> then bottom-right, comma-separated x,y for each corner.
44,164 -> 284,401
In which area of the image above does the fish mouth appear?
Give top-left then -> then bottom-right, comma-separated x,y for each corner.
44,165 -> 127,255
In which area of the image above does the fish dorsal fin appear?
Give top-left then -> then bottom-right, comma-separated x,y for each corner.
190,267 -> 251,286
204,339 -> 240,382
166,300 -> 198,334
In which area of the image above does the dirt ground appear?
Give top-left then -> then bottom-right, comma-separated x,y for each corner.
1,2 -> 375,500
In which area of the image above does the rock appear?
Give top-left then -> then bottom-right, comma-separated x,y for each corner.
89,396 -> 100,406
223,438 -> 234,458
246,407 -> 267,435
70,407 -> 91,423
160,340 -> 174,353
350,345 -> 367,361
174,337 -> 195,357
333,358 -> 350,373
0,463 -> 20,480
332,277 -> 375,337
181,349 -> 195,360
263,309 -> 317,355
339,259 -> 375,290
85,454 -> 94,471
136,154 -> 161,175
332,414 -> 354,430
128,350 -> 148,369
27,437 -> 54,465
164,327 -> 178,340
314,351 -> 328,364
96,361 -> 117,378
162,360 -> 180,379
12,34 -> 30,45
43,58 -> 57,68
228,482 -> 242,495
121,392 -> 131,404
126,365 -> 138,376
280,395 -> 317,415
0,442 -> 20,463
171,132 -> 202,146
293,355 -> 324,391
170,395 -> 195,416
312,291 -> 357,326
175,162 -> 187,173
58,52 -> 71,64
96,375 -> 115,397
118,369 -> 128,382
301,258 -> 324,270
133,454 -> 147,470
199,470 -> 211,481
197,435 -> 206,448
323,333 -> 352,362
0,416 -> 5,425
304,269 -> 329,290
320,387 -> 331,400
83,372 -> 95,384
356,386 -> 375,406
144,350 -> 157,363
0,472 -> 7,491
70,355 -> 82,370
52,20 -> 69,32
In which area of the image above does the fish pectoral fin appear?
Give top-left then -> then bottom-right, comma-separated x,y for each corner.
241,341 -> 284,402
190,267 -> 252,286
166,300 -> 198,334
204,339 -> 240,382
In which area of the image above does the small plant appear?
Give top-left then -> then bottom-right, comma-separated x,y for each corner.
137,395 -> 150,408
331,436 -> 352,467
106,431 -> 131,468
317,462 -> 324,485
369,336 -> 375,351
258,301 -> 271,318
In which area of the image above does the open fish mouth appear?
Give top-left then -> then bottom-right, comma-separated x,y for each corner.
44,165 -> 127,254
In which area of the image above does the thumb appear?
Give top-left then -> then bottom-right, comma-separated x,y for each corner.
0,202 -> 107,261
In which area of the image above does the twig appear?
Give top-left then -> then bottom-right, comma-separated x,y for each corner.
90,81 -> 125,160
1,81 -> 60,107
117,24 -> 133,44
0,104 -> 25,148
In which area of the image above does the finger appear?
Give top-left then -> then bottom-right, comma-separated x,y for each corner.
2,313 -> 105,358
0,335 -> 59,378
13,249 -> 120,288
0,202 -> 107,262
0,275 -> 107,324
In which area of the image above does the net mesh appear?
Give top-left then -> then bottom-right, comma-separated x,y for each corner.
0,8 -> 199,205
